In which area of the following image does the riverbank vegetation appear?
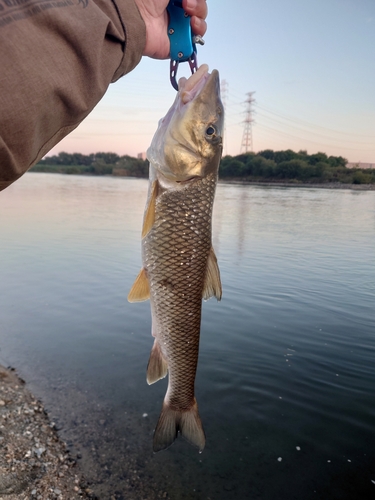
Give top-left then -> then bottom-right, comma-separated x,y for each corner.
31,152 -> 148,177
220,150 -> 375,185
30,150 -> 375,185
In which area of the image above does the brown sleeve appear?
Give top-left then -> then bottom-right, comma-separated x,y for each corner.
0,0 -> 146,191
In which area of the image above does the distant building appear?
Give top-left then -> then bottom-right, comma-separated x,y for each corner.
137,152 -> 147,161
347,162 -> 374,169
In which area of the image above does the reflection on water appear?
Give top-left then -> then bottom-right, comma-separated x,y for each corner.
1,173 -> 375,499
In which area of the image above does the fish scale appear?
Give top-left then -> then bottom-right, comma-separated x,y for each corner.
144,174 -> 216,411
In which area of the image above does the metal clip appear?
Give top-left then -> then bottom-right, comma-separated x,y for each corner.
170,50 -> 198,91
167,0 -> 203,91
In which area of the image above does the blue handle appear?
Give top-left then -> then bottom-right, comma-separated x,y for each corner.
167,1 -> 195,62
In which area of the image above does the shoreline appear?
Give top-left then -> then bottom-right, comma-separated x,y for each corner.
0,364 -> 91,500
219,180 -> 375,190
0,363 -> 171,500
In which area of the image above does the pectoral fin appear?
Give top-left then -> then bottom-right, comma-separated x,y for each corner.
142,180 -> 158,238
127,268 -> 150,302
202,247 -> 222,300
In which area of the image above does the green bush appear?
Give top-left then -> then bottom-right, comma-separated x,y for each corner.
352,171 -> 372,184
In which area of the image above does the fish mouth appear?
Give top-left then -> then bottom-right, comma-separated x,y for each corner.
175,176 -> 202,184
178,65 -> 211,104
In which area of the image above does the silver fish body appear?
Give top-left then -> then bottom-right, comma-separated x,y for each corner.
128,66 -> 224,452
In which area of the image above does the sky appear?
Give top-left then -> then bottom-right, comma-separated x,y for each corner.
49,0 -> 375,163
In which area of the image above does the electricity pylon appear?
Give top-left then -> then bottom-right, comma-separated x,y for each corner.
240,92 -> 255,153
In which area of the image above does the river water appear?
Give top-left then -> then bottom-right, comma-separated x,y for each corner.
1,173 -> 374,499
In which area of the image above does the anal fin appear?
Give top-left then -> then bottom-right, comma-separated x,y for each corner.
128,268 -> 150,302
202,246 -> 222,300
147,339 -> 168,385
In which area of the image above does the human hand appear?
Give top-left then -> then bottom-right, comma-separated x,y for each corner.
134,0 -> 208,59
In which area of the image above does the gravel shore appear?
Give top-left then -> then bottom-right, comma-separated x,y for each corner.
0,365 -> 91,500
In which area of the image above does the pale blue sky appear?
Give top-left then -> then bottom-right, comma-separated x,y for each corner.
51,0 -> 375,162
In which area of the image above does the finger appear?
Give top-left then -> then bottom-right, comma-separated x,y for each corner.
182,0 -> 208,21
190,16 -> 207,37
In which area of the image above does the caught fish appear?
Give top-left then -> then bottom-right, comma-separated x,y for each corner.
128,65 -> 224,452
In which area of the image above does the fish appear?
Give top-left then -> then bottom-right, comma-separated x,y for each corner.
128,65 -> 224,452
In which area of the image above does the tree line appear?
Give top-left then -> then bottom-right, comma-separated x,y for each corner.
30,150 -> 375,185
31,152 -> 148,177
220,150 -> 375,185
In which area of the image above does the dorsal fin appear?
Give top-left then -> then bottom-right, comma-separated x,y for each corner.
128,268 -> 150,302
142,180 -> 158,238
202,247 -> 222,300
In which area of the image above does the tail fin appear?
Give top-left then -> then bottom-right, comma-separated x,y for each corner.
153,399 -> 205,452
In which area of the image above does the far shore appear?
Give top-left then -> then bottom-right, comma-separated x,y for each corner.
221,180 -> 375,190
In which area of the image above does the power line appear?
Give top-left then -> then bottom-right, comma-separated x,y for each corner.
255,122 -> 375,152
256,112 -> 373,146
257,103 -> 374,139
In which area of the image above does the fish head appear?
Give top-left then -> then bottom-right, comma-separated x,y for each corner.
147,65 -> 224,184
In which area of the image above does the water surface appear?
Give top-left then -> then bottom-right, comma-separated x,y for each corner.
1,173 -> 374,499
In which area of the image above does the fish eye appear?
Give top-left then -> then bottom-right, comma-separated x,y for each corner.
205,125 -> 216,138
